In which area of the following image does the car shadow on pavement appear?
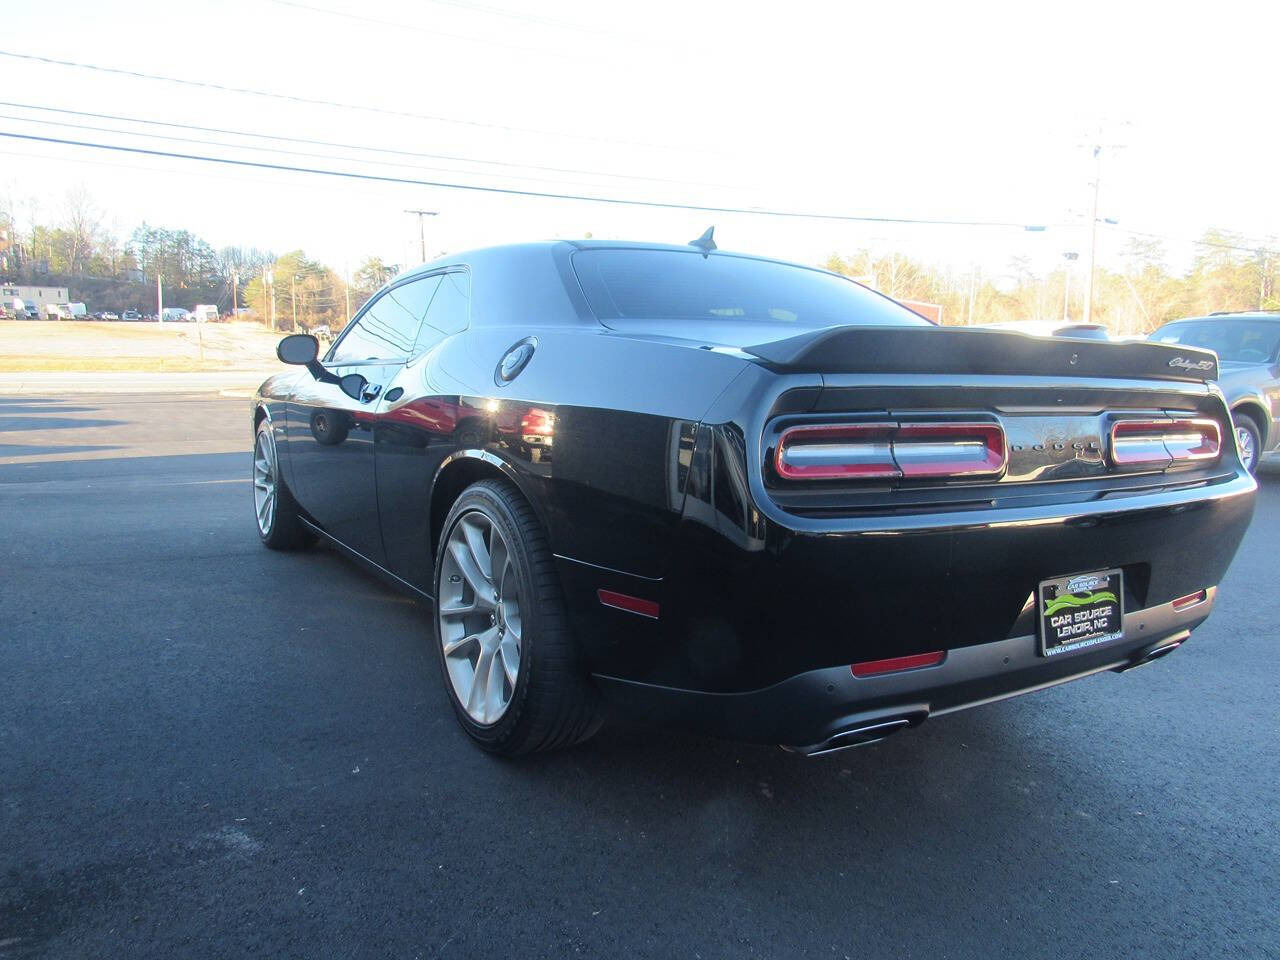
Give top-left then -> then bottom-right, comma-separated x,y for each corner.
0,442 -> 124,459
0,416 -> 126,432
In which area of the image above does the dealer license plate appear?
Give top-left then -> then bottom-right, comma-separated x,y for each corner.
1038,569 -> 1124,656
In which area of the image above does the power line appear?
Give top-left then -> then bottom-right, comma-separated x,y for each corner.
411,0 -> 621,34
0,112 -> 712,194
0,130 -> 1053,229
265,0 -> 620,58
0,50 -> 690,151
0,100 -> 733,188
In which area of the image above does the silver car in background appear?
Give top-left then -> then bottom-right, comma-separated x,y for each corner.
1150,312 -> 1280,472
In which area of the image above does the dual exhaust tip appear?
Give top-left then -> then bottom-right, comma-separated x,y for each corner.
783,713 -> 925,758
1112,638 -> 1183,673
787,639 -> 1186,757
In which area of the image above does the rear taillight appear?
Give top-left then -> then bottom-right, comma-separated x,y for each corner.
775,421 -> 1007,482
1110,418 -> 1221,469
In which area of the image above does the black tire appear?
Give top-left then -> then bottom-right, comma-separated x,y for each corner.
432,478 -> 601,755
1233,412 -> 1262,474
309,408 -> 349,446
254,420 -> 311,550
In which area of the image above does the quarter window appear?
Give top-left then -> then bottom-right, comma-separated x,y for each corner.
415,270 -> 470,353
328,275 -> 440,363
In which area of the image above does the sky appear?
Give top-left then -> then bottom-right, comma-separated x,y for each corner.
1,0 -> 1277,282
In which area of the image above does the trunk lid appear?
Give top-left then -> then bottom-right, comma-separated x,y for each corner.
745,325 -> 1219,384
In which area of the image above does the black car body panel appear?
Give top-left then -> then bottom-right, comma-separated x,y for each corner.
255,240 -> 1256,748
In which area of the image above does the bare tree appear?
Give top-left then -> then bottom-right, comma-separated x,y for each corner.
63,185 -> 101,275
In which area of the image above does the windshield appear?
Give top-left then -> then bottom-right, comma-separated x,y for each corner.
572,249 -> 931,328
1151,318 -> 1280,363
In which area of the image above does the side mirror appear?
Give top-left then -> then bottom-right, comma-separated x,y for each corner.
277,334 -> 319,365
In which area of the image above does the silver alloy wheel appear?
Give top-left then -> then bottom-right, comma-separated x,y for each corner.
438,509 -> 523,725
253,428 -> 277,536
1236,424 -> 1257,472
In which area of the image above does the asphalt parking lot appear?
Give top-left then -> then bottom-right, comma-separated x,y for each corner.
2,393 -> 1278,959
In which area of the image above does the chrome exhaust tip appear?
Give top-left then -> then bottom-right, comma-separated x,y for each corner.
782,716 -> 917,758
1114,638 -> 1184,673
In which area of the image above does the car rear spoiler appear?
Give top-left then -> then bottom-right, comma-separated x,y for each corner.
743,326 -> 1220,383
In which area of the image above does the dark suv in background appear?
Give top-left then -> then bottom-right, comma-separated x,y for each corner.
1150,312 -> 1280,472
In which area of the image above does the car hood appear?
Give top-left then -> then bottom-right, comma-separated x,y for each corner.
1215,360 -> 1272,393
1218,360 -> 1269,374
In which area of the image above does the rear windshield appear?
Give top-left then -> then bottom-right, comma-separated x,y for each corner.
1151,319 -> 1280,363
571,249 -> 931,327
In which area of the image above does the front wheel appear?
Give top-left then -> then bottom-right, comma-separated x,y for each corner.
254,420 -> 310,550
1233,414 -> 1261,474
433,479 -> 600,755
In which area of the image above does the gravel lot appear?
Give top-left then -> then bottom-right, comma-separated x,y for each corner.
1,394 -> 1277,959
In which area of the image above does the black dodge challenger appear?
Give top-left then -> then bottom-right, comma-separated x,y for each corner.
252,239 -> 1256,756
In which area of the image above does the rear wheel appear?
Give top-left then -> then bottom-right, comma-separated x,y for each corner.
1233,413 -> 1261,474
254,420 -> 309,550
433,479 -> 600,755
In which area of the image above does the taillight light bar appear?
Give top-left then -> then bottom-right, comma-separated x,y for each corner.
1110,418 -> 1221,469
775,421 -> 1007,482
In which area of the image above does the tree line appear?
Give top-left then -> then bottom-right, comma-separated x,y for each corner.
824,229 -> 1277,334
0,187 -> 396,326
2,187 -> 1274,333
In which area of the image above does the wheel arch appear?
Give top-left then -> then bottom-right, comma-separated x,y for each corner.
428,451 -> 552,562
253,402 -> 271,433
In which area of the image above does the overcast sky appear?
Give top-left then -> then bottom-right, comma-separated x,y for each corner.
2,0 -> 1276,279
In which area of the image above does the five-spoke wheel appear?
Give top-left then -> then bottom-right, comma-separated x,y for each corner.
253,426 -> 277,536
253,419 -> 309,550
438,509 -> 524,725
432,479 -> 600,754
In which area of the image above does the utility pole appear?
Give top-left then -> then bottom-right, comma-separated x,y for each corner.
967,266 -> 977,325
404,209 -> 438,263
157,273 -> 163,327
1062,251 -> 1079,323
230,267 -> 239,317
263,266 -> 277,332
344,263 -> 351,319
1083,145 -> 1101,326
290,274 -> 299,331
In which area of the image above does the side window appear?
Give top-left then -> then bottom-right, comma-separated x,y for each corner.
328,275 -> 440,364
415,270 -> 470,353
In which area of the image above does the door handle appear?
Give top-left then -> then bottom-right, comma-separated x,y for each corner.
360,382 -> 382,403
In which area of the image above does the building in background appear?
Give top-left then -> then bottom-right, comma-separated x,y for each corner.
2,283 -> 70,305
898,298 -> 943,324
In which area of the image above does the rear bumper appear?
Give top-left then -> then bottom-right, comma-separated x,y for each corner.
561,468 -> 1254,692
592,587 -> 1214,749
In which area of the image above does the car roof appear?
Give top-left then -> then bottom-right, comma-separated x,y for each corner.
1162,312 -> 1280,324
395,239 -> 846,282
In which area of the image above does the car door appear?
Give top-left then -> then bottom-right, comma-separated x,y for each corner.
375,268 -> 472,590
287,275 -> 440,564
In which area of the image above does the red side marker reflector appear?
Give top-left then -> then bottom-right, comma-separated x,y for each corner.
851,651 -> 946,677
1171,589 -> 1207,611
597,589 -> 660,619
